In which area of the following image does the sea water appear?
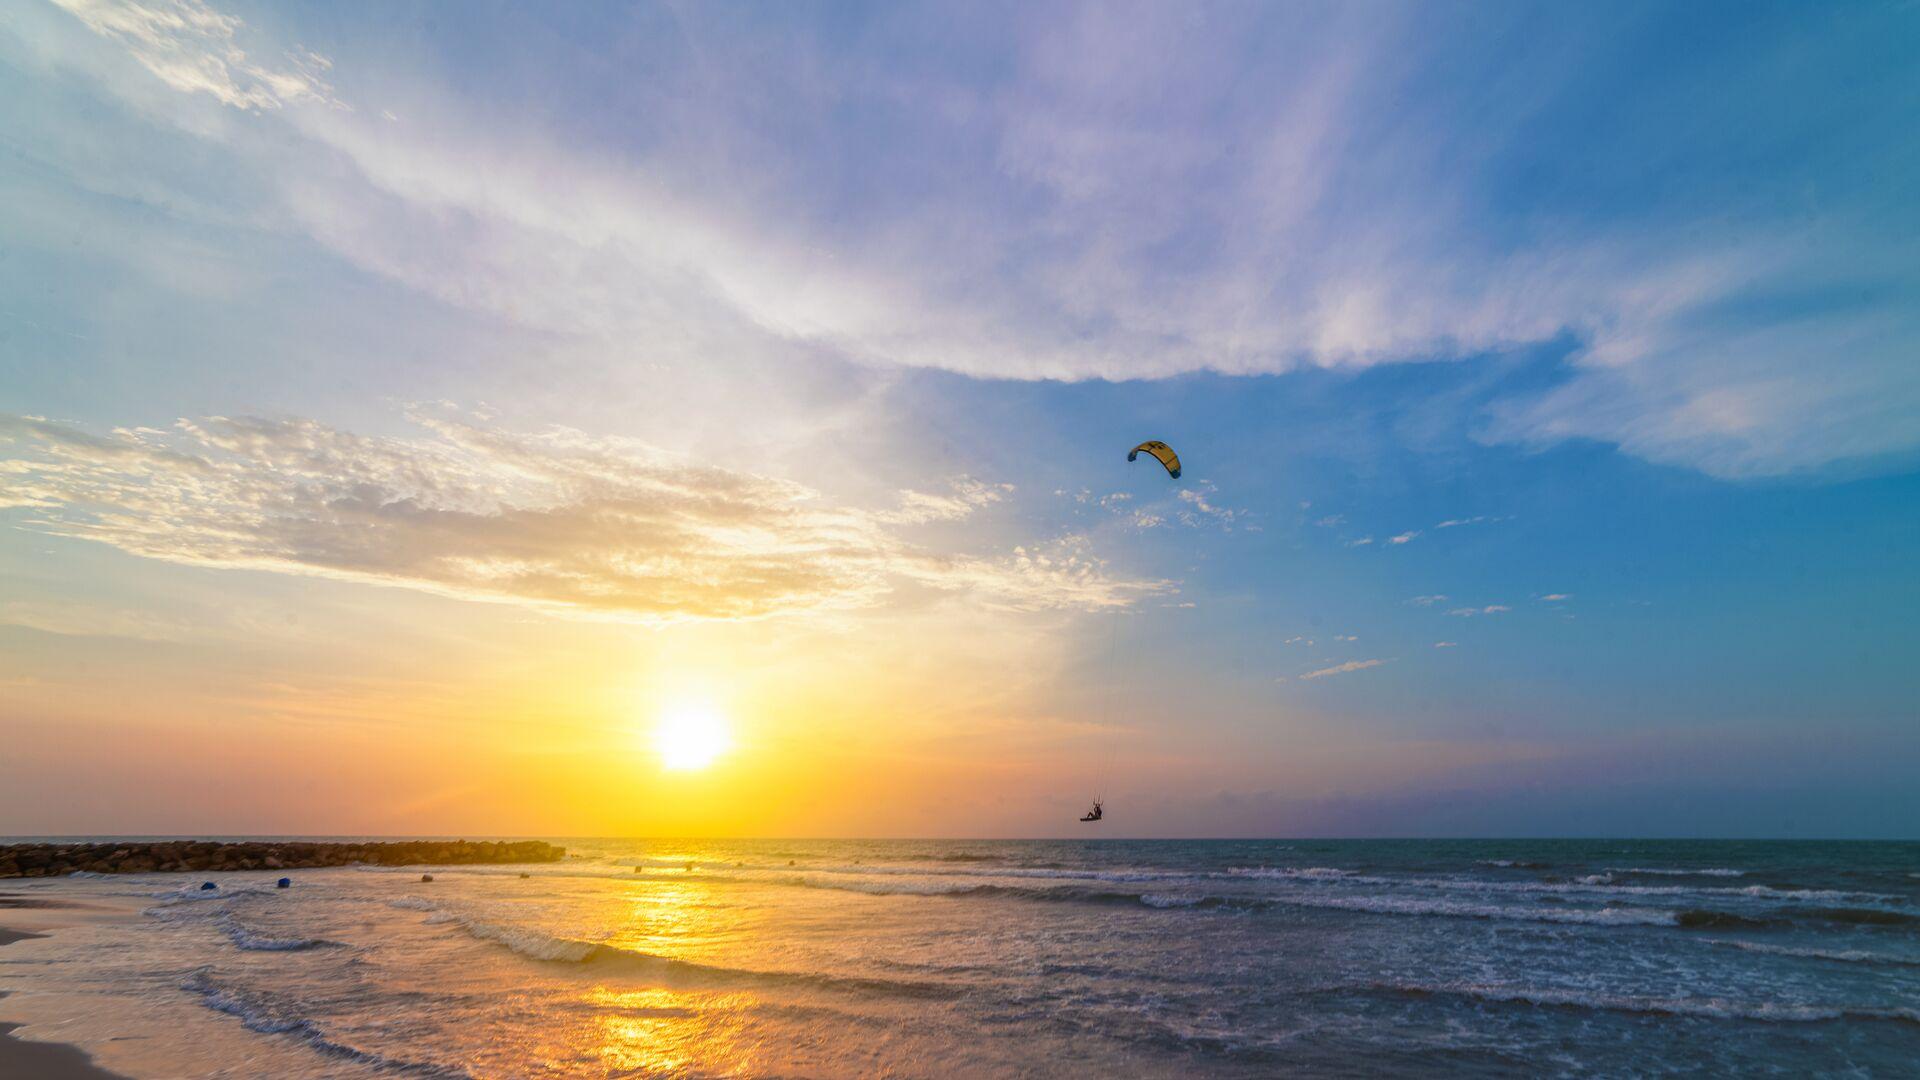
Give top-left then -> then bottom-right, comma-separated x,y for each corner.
2,839 -> 1917,1076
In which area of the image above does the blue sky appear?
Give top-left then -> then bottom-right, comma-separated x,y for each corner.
1,1 -> 1916,836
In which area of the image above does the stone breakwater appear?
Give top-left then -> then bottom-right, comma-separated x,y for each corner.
0,840 -> 565,878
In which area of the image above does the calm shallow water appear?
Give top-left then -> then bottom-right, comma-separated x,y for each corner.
3,839 -> 1918,1076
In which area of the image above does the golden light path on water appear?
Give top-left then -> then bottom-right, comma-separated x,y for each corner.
484,865 -> 768,1075
585,987 -> 758,1076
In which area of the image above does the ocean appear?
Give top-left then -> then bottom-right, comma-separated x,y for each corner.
2,839 -> 1917,1077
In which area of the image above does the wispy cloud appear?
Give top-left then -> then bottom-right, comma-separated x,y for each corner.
1313,514 -> 1345,527
1539,593 -> 1572,602
1447,605 -> 1511,618
1433,641 -> 1457,648
1387,531 -> 1420,545
1408,595 -> 1448,606
1346,536 -> 1374,548
879,479 -> 1013,524
0,412 -> 1170,623
40,0 -> 1917,478
1175,482 -> 1242,529
51,0 -> 339,110
1299,658 -> 1388,680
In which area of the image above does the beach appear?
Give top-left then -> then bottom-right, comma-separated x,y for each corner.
2,839 -> 1917,1077
1,898 -> 129,1080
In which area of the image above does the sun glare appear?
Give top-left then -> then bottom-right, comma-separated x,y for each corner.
653,703 -> 730,771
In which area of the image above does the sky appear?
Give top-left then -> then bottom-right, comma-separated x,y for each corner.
2,0 -> 1916,838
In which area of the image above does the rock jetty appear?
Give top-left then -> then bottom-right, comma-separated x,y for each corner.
0,840 -> 565,878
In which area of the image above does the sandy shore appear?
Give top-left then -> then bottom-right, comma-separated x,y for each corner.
1,894 -> 132,1080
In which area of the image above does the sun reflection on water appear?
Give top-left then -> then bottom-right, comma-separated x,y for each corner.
586,986 -> 758,1076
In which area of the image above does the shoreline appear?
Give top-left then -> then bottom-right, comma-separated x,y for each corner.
0,905 -> 129,1080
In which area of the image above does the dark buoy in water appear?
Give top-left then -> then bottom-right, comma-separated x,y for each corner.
788,860 -> 795,866
519,872 -> 531,879
684,861 -> 694,872
199,882 -> 217,891
633,865 -> 644,873
277,877 -> 291,889
420,873 -> 434,883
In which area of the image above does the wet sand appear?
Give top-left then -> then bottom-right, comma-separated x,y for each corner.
0,1016 -> 129,1080
1,895 -> 131,1080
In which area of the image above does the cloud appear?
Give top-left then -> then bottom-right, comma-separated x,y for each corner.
879,479 -> 1013,524
1408,595 -> 1448,606
1333,634 -> 1358,642
1433,641 -> 1457,648
1283,636 -> 1314,646
50,0 -> 339,110
1539,593 -> 1572,602
1346,536 -> 1374,547
1447,605 -> 1511,617
1174,482 -> 1242,529
1299,658 -> 1388,680
1387,531 -> 1420,545
1313,514 -> 1345,527
1066,489 -> 1162,529
1435,515 -> 1502,529
0,412 -> 1170,623
38,0 -> 1920,479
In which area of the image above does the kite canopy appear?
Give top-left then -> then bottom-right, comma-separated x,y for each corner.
1127,440 -> 1181,479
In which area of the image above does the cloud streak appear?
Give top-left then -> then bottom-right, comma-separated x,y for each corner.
1447,605 -> 1511,618
51,0 -> 338,110
0,412 -> 1169,623
1299,658 -> 1388,680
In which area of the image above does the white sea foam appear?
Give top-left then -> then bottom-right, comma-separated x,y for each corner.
451,918 -> 600,963
1611,867 -> 1746,877
1701,939 -> 1920,967
1391,981 -> 1920,1025
220,919 -> 339,952
791,876 -> 983,897
1283,894 -> 1679,926
1226,868 -> 1901,906
1225,866 -> 1354,881
182,968 -> 470,1076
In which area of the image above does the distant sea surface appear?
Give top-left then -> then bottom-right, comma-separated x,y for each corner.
3,839 -> 1918,1077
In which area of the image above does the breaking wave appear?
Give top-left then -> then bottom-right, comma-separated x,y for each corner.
1791,907 -> 1919,927
1675,910 -> 1775,930
1280,894 -> 1680,926
1702,939 -> 1920,968
787,875 -> 1699,926
219,918 -> 343,953
403,905 -> 962,1000
1378,981 -> 1920,1026
1612,867 -> 1746,877
182,968 -> 470,1077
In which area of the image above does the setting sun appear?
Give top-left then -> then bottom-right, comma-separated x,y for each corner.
652,703 -> 731,771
